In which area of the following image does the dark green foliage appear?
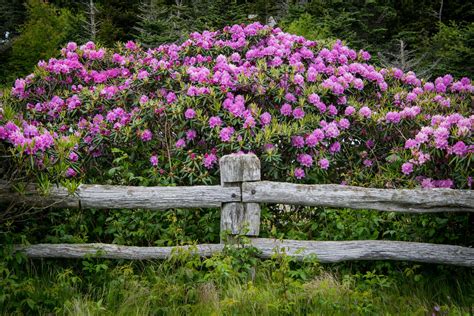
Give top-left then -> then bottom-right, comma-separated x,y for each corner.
421,22 -> 474,78
95,0 -> 141,46
135,0 -> 249,46
2,0 -> 82,84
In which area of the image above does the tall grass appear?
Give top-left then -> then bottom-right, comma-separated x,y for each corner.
1,248 -> 472,315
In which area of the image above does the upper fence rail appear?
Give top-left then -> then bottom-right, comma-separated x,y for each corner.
1,153 -> 473,267
1,181 -> 473,213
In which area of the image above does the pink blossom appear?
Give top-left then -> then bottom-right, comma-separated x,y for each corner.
219,127 -> 234,142
69,152 -> 79,162
292,107 -> 305,119
318,158 -> 330,170
260,112 -> 272,126
186,129 -> 197,141
359,106 -> 372,118
329,142 -> 341,153
401,162 -> 413,175
297,154 -> 313,167
203,153 -> 217,169
175,138 -> 186,148
65,168 -> 77,177
344,106 -> 355,116
451,141 -> 467,156
280,103 -> 292,116
184,108 -> 196,120
150,155 -> 158,166
209,116 -> 222,128
291,136 -> 305,148
141,129 -> 152,142
294,168 -> 305,179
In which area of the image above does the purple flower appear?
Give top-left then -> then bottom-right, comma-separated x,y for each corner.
175,138 -> 186,148
292,107 -> 305,119
139,95 -> 149,104
125,41 -> 137,50
150,155 -> 158,167
280,103 -> 292,116
451,141 -> 467,156
359,106 -> 372,118
243,116 -> 256,128
324,122 -> 340,138
297,154 -> 313,167
69,152 -> 79,162
260,112 -> 272,126
363,159 -> 373,167
385,111 -> 401,124
405,139 -> 418,149
186,129 -> 197,141
203,153 -> 217,169
318,158 -> 330,170
65,167 -> 77,177
344,106 -> 355,116
308,93 -> 320,104
329,142 -> 341,154
220,127 -> 234,142
184,108 -> 196,120
401,162 -> 413,175
141,129 -> 152,142
137,70 -> 149,80
294,168 -> 305,179
209,116 -> 222,128
291,136 -> 305,148
338,118 -> 350,129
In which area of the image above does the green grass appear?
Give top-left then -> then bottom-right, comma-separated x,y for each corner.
1,247 -> 472,315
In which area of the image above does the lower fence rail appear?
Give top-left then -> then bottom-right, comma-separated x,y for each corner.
14,239 -> 474,267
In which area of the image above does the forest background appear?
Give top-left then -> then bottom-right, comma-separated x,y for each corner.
1,0 -> 473,87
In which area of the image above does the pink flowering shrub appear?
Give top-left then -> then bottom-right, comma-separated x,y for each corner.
0,23 -> 472,188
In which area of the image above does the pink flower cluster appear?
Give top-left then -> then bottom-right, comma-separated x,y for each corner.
1,23 -> 472,188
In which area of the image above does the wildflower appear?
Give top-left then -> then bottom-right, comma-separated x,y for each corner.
359,106 -> 372,118
209,116 -> 222,128
318,158 -> 330,170
401,162 -> 413,175
184,108 -> 196,120
203,153 -> 217,169
141,129 -> 153,141
292,107 -> 305,119
175,138 -> 186,148
65,168 -> 77,177
280,103 -> 292,116
294,168 -> 305,179
219,127 -> 234,142
297,154 -> 313,167
69,152 -> 79,162
150,155 -> 158,167
186,129 -> 197,141
260,112 -> 272,126
291,136 -> 305,148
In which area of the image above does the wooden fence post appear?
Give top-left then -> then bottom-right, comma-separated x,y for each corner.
219,154 -> 261,242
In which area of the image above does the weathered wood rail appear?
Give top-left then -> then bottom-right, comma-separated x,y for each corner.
1,154 -> 473,266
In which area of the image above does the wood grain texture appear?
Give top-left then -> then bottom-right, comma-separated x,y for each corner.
248,238 -> 474,267
220,154 -> 261,238
16,243 -> 224,260
0,182 -> 240,210
219,154 -> 261,183
15,239 -> 474,266
243,181 -> 474,213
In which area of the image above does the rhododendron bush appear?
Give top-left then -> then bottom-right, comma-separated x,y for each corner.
0,23 -> 472,189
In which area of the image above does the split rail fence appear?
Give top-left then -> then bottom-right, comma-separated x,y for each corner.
1,154 -> 473,267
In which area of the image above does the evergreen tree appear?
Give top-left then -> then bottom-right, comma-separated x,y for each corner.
135,0 -> 200,46
5,0 -> 82,82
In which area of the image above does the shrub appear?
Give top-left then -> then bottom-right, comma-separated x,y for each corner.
0,22 -> 472,190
